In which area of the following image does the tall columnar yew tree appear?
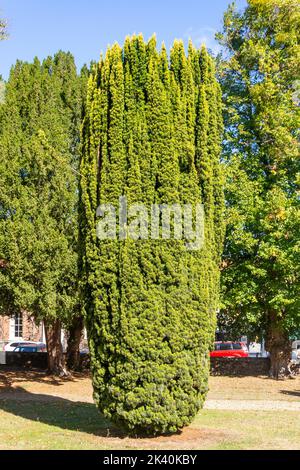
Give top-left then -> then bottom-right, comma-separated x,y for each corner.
80,35 -> 224,434
217,0 -> 300,378
0,52 -> 84,375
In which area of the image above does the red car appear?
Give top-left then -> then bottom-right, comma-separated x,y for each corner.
210,341 -> 249,358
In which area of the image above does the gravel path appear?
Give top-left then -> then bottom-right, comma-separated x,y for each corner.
204,399 -> 300,411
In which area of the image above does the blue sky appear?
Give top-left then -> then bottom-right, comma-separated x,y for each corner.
1,0 -> 247,80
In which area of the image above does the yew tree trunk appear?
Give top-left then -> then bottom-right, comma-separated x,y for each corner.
66,316 -> 84,371
45,319 -> 69,377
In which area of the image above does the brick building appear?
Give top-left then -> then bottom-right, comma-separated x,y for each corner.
0,311 -> 45,346
0,312 -> 89,351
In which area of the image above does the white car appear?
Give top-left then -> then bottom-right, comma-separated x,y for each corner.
4,341 -> 43,352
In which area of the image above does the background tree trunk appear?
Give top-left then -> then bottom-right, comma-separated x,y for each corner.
66,316 -> 84,371
266,316 -> 292,379
45,319 -> 69,377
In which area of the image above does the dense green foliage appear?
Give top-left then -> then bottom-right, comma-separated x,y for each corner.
0,81 -> 4,104
80,35 -> 224,434
217,0 -> 300,375
0,53 -> 83,349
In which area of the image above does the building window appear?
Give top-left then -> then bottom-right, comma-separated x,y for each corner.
14,313 -> 23,339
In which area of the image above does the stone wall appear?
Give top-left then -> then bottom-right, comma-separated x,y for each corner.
0,354 -> 272,376
210,357 -> 271,376
3,352 -> 48,369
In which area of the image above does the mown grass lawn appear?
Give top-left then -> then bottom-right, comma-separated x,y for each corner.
0,400 -> 299,450
0,371 -> 299,450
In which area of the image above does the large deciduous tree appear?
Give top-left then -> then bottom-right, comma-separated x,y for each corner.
0,17 -> 7,40
218,0 -> 300,378
0,13 -> 8,101
80,35 -> 224,435
0,52 -> 83,375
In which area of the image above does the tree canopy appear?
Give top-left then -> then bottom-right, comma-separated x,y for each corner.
217,0 -> 300,377
0,52 -> 85,373
0,17 -> 7,41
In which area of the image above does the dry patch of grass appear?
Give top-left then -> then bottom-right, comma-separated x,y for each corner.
208,375 -> 300,402
2,370 -> 300,403
0,369 -> 93,402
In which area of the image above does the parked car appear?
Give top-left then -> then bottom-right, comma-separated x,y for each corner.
5,341 -> 46,352
13,343 -> 46,353
4,341 -> 39,352
210,341 -> 249,358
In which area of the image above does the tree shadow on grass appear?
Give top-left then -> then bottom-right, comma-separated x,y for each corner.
280,390 -> 300,398
0,387 -> 229,446
0,386 -> 126,438
0,387 -> 196,442
0,368 -> 90,389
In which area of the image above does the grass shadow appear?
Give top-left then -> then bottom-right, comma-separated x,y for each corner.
0,368 -> 90,389
0,385 -> 126,438
280,390 -> 300,398
0,386 -> 195,441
